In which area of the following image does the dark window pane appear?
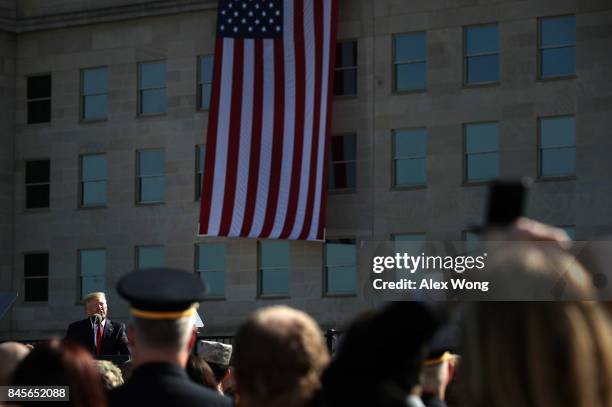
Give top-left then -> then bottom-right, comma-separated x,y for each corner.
83,68 -> 108,95
140,62 -> 166,88
141,89 -> 166,114
261,269 -> 289,295
540,116 -> 575,147
25,278 -> 48,302
329,162 -> 356,189
395,62 -> 426,91
28,100 -> 51,124
139,151 -> 164,176
336,41 -> 357,68
82,155 -> 106,181
26,185 -> 50,208
24,253 -> 48,277
395,158 -> 426,186
330,134 -> 356,162
541,47 -> 575,77
83,94 -> 107,119
541,16 -> 576,47
395,129 -> 427,157
541,147 -> 575,177
198,244 -> 225,271
326,266 -> 355,293
26,160 -> 50,183
394,34 -> 426,62
467,152 -> 499,181
82,181 -> 107,206
260,241 -> 289,268
466,25 -> 499,54
334,69 -> 357,96
201,271 -> 224,297
467,54 -> 499,83
140,177 -> 165,202
466,123 -> 499,153
200,83 -> 212,109
27,75 -> 51,99
199,56 -> 214,83
137,246 -> 165,269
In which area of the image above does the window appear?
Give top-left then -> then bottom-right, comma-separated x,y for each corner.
464,122 -> 499,182
392,233 -> 425,256
196,244 -> 225,298
259,241 -> 289,297
393,128 -> 427,187
393,33 -> 426,92
80,154 -> 107,207
539,116 -> 575,178
198,55 -> 214,110
464,24 -> 499,84
137,150 -> 165,203
138,61 -> 166,114
539,15 -> 576,78
24,253 -> 48,302
334,41 -> 357,96
79,249 -> 106,299
25,159 -> 50,209
81,67 -> 108,120
195,145 -> 205,200
136,245 -> 165,269
329,134 -> 356,191
27,74 -> 51,124
325,239 -> 356,294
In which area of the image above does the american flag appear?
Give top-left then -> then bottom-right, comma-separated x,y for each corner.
199,0 -> 339,241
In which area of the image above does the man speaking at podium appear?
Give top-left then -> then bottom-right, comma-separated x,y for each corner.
65,292 -> 130,356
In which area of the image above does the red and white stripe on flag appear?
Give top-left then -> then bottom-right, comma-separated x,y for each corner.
199,0 -> 339,241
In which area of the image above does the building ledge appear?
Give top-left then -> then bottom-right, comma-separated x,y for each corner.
3,0 -> 217,33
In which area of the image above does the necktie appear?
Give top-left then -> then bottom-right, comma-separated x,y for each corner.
96,323 -> 103,355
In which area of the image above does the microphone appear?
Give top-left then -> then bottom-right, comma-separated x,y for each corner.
90,313 -> 102,325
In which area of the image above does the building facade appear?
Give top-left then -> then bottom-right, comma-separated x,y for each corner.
1,0 -> 611,340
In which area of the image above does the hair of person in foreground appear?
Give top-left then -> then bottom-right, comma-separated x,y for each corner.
232,305 -> 330,407
0,341 -> 31,386
186,353 -> 220,393
319,301 -> 441,407
94,359 -> 124,390
11,338 -> 106,407
462,244 -> 612,407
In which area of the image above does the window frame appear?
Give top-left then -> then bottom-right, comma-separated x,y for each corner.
23,252 -> 49,303
77,248 -> 107,301
80,66 -> 109,122
463,23 -> 500,87
195,243 -> 226,300
391,128 -> 427,190
136,149 -> 165,205
137,60 -> 167,116
25,158 -> 51,210
537,14 -> 577,81
537,115 -> 576,180
462,121 -> 500,185
26,73 -> 52,124
79,153 -> 107,209
196,55 -> 214,111
257,240 -> 290,299
392,32 -> 427,94
323,237 -> 357,297
333,39 -> 358,97
329,133 -> 357,193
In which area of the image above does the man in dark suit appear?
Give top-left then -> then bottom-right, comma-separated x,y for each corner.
108,268 -> 230,407
65,292 -> 130,356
